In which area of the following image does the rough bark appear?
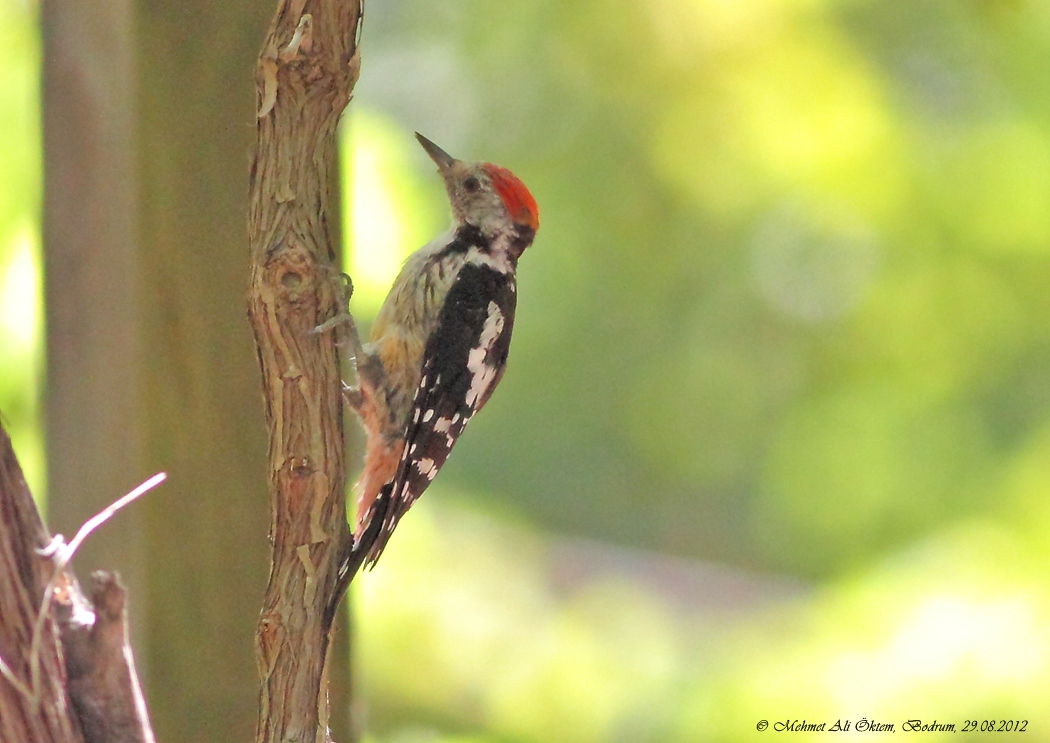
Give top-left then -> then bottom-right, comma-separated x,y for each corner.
247,1 -> 369,741
0,424 -> 79,742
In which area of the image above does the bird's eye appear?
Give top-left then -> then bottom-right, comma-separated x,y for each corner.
463,176 -> 481,193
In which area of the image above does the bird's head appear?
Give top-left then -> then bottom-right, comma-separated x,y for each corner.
416,132 -> 539,252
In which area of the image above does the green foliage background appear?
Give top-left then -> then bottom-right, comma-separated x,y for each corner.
5,0 -> 1050,740
0,0 -> 41,496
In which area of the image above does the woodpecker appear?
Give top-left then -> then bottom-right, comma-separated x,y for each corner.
346,133 -> 539,568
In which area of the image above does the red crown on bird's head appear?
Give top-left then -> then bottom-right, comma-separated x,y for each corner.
483,164 -> 539,233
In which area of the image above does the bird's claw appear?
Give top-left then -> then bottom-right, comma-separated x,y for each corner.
311,312 -> 354,336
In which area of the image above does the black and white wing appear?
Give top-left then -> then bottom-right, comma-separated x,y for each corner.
363,262 -> 517,567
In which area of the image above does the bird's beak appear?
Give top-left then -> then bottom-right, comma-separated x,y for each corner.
415,132 -> 458,172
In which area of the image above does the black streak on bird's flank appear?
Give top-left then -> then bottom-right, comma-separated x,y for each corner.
363,263 -> 517,566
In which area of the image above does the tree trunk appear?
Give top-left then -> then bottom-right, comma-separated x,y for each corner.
0,425 -> 81,742
247,0 -> 370,740
43,0 -> 273,739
